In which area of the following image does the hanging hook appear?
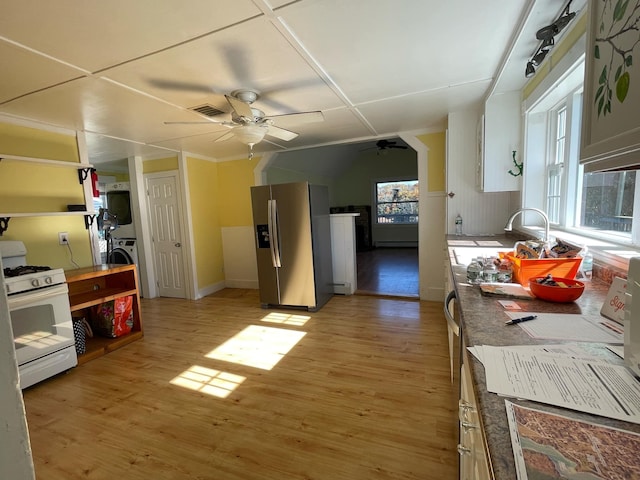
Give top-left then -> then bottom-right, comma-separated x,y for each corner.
508,150 -> 523,177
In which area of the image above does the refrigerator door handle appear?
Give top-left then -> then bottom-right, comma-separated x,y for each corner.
268,199 -> 282,267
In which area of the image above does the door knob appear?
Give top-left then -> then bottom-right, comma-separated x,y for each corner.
175,242 -> 181,247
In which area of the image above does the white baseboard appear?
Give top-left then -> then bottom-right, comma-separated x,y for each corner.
197,281 -> 226,299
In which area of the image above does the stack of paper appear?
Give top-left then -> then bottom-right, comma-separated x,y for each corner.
473,344 -> 640,424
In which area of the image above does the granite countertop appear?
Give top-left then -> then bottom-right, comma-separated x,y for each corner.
447,236 -> 640,479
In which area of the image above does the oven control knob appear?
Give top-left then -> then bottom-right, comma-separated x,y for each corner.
44,277 -> 53,284
31,279 -> 40,287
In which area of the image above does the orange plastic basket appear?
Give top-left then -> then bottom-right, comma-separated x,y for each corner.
501,253 -> 582,286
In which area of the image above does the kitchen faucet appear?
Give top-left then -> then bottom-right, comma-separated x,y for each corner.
504,207 -> 550,243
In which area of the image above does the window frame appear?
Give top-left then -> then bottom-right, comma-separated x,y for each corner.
524,51 -> 640,248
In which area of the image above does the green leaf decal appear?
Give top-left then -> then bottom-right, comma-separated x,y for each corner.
613,0 -> 630,21
598,95 -> 605,116
626,55 -> 633,67
615,65 -> 623,81
599,65 -> 607,84
595,45 -> 600,59
616,71 -> 630,102
595,85 -> 604,101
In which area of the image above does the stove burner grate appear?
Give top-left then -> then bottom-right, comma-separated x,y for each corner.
3,265 -> 52,278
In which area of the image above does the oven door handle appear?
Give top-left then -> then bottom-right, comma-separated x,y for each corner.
7,283 -> 69,310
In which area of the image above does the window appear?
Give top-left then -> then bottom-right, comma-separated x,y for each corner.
580,171 -> 636,236
375,180 -> 418,224
546,105 -> 567,224
525,55 -> 640,246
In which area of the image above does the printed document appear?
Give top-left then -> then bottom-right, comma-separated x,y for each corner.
482,345 -> 640,423
505,311 -> 623,343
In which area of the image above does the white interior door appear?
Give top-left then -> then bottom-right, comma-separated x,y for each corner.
146,173 -> 186,298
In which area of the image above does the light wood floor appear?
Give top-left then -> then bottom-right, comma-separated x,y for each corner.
23,289 -> 456,480
357,247 -> 419,298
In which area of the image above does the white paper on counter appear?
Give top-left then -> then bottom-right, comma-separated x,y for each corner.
482,345 -> 640,424
505,311 -> 623,343
469,343 -> 605,365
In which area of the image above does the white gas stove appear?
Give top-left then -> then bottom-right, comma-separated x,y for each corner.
3,265 -> 67,295
0,240 -> 77,389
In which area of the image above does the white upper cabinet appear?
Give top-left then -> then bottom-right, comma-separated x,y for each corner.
477,92 -> 522,192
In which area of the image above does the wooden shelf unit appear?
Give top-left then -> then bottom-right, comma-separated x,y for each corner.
65,264 -> 143,365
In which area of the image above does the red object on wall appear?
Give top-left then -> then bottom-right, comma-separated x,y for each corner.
91,169 -> 99,198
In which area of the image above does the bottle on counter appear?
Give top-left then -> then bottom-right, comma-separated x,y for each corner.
482,257 -> 498,283
455,214 -> 463,236
466,258 -> 483,284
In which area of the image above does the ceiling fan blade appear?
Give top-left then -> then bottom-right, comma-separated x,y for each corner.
220,45 -> 253,86
225,95 -> 254,120
164,120 -> 234,126
264,111 -> 324,125
148,78 -> 217,94
213,131 -> 235,143
266,125 -> 298,141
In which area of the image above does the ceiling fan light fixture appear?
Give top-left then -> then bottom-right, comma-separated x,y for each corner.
234,124 -> 267,146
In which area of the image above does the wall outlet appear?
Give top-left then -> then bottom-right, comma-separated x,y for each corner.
58,232 -> 69,245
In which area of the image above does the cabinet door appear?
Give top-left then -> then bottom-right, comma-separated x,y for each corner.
580,0 -> 640,172
481,92 -> 521,193
459,353 -> 492,480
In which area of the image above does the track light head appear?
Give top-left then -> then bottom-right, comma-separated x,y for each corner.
531,49 -> 548,67
540,37 -> 555,51
525,61 -> 536,78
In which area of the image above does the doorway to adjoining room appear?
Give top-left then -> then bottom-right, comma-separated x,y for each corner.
356,247 -> 419,298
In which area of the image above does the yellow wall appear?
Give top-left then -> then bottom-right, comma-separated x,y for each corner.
416,132 -> 446,192
216,156 -> 260,226
0,122 -> 93,269
187,156 -> 224,288
0,122 -> 79,161
95,170 -> 129,182
143,156 -> 179,174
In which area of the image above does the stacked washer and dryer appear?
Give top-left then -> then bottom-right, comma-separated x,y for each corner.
105,182 -> 139,268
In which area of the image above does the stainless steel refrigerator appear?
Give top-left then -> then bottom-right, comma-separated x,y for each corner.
250,181 -> 334,311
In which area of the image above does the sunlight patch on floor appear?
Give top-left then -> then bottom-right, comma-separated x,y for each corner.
261,311 -> 311,326
205,325 -> 307,370
170,365 -> 246,398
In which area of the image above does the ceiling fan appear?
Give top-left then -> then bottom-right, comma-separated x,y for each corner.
376,139 -> 408,151
360,139 -> 409,155
165,89 -> 324,158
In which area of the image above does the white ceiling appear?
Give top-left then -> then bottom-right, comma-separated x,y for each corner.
0,0 -> 585,166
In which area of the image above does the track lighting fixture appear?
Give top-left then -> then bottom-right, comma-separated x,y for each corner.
524,0 -> 575,78
540,37 -> 554,51
525,61 -> 536,78
531,49 -> 548,67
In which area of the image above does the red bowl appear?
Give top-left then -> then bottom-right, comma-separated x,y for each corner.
529,276 -> 585,303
